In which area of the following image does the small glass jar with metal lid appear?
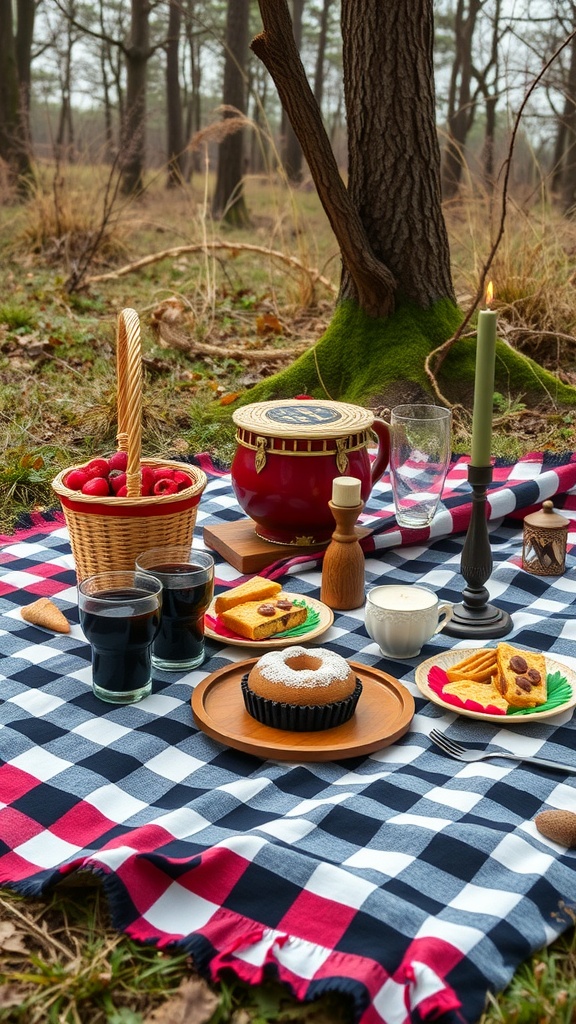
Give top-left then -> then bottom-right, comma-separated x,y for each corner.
522,500 -> 569,576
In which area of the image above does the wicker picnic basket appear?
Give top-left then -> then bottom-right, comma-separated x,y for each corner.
51,307 -> 207,582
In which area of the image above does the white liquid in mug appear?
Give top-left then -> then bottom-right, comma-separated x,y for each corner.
365,585 -> 452,658
369,585 -> 437,611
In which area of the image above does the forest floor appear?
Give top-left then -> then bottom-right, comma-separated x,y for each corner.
1,165 -> 576,1023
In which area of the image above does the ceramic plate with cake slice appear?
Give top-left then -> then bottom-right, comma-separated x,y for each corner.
204,592 -> 334,649
415,647 -> 576,722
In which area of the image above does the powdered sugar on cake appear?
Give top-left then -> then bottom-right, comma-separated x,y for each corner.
256,646 -> 350,690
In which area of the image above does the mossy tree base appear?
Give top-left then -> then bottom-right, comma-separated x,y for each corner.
234,299 -> 576,412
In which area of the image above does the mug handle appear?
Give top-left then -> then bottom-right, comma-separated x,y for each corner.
434,602 -> 454,634
370,419 -> 390,486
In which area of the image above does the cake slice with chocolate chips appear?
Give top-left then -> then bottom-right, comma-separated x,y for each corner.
220,595 -> 307,641
495,643 -> 547,709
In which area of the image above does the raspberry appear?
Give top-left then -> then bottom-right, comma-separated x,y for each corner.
152,466 -> 175,481
82,477 -> 110,497
153,478 -> 178,495
109,471 -> 126,494
65,469 -> 89,491
140,466 -> 155,495
108,451 -> 128,471
85,458 -> 110,479
173,470 -> 192,491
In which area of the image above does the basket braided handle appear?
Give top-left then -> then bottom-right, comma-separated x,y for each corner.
116,308 -> 142,498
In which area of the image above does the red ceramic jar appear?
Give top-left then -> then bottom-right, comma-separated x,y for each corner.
231,399 -> 390,545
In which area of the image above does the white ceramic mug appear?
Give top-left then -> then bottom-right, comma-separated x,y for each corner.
365,584 -> 453,659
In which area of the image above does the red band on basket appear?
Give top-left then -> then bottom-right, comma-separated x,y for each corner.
59,494 -> 201,517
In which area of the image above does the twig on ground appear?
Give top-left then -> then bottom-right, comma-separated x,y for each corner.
84,240 -> 337,297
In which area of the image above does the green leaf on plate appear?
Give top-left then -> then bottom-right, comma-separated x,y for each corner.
277,599 -> 320,637
507,670 -> 572,715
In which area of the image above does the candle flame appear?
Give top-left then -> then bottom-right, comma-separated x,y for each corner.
486,280 -> 494,306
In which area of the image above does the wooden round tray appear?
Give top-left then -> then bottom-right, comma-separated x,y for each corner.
191,658 -> 415,761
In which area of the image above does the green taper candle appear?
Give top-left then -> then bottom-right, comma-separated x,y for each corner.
470,284 -> 497,467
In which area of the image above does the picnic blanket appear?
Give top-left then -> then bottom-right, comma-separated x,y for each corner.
2,451 -> 576,1024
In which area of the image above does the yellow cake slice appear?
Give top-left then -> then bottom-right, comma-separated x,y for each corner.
214,575 -> 282,615
443,677 -> 508,712
495,643 -> 547,709
220,594 -> 307,641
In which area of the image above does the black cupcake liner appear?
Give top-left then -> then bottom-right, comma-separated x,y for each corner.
241,674 -> 363,732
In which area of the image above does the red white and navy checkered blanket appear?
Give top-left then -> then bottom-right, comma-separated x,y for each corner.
2,451 -> 576,1024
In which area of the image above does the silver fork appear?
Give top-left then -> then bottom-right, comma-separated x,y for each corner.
429,728 -> 576,774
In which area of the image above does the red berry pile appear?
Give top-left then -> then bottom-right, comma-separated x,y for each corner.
64,454 -> 194,498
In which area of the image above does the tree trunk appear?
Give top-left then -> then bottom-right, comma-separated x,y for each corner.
248,67 -> 269,173
561,28 -> 576,213
166,0 -> 184,187
184,0 -> 202,178
55,18 -> 75,164
14,0 -> 35,183
477,0 -> 500,191
341,0 -> 454,308
313,0 -> 333,111
212,0 -> 251,226
120,0 -> 150,196
0,0 -> 32,190
281,0 -> 304,182
441,0 -> 481,199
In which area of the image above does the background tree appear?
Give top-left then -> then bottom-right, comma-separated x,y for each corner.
0,0 -> 35,190
280,0 -> 305,182
475,0 -> 502,189
48,0 -> 79,163
212,0 -> 251,226
120,0 -> 152,195
313,0 -> 334,112
166,0 -> 184,187
182,0 -> 204,179
14,0 -> 36,176
441,0 -> 483,199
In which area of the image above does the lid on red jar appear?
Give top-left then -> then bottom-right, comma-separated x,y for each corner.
232,399 -> 374,439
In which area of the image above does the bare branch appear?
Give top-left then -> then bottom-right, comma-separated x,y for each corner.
83,240 -> 337,296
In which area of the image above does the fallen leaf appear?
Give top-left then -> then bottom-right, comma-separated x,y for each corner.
0,921 -> 29,954
0,984 -> 27,1009
219,392 -> 241,405
20,454 -> 44,471
143,977 -> 219,1024
256,313 -> 283,336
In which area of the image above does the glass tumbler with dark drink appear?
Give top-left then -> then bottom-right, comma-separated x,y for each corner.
135,547 -> 215,670
78,571 -> 162,704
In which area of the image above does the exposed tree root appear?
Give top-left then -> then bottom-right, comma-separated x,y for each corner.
154,321 -> 310,361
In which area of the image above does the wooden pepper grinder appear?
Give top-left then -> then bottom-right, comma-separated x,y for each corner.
321,476 -> 365,610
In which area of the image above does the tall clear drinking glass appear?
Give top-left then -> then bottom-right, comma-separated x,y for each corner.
389,404 -> 452,528
135,547 -> 215,671
78,571 -> 162,704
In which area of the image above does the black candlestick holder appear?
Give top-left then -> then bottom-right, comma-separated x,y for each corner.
443,464 -> 513,639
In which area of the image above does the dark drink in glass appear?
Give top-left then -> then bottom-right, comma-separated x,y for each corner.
78,572 -> 162,703
136,548 -> 215,670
